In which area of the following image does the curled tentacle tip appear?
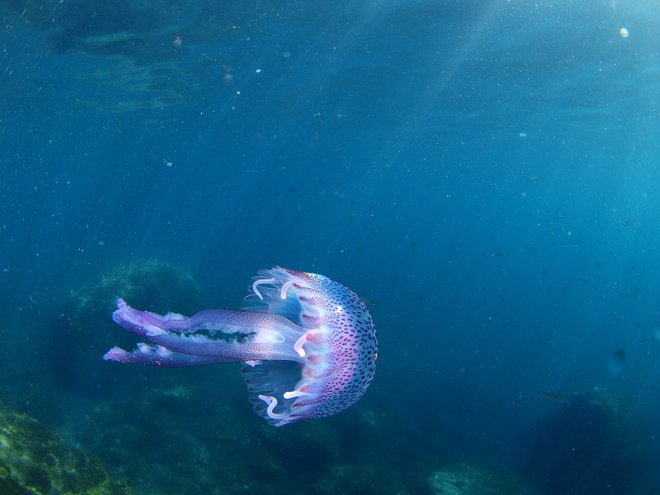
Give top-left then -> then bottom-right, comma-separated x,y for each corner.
280,280 -> 294,300
251,281 -> 265,300
283,390 -> 309,399
258,394 -> 291,421
293,333 -> 309,357
251,277 -> 278,301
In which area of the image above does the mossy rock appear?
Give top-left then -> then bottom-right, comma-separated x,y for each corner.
44,258 -> 202,396
0,476 -> 33,495
70,258 -> 201,317
429,463 -> 538,495
0,402 -> 133,495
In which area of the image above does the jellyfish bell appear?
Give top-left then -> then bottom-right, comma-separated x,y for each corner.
104,267 -> 378,426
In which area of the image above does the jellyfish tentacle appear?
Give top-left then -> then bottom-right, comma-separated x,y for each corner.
103,344 -> 238,367
293,330 -> 327,358
279,280 -> 295,299
283,389 -> 310,399
252,278 -> 278,300
258,395 -> 291,422
111,298 -> 304,363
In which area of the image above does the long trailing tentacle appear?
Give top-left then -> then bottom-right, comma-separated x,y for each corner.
109,299 -> 304,363
103,343 -> 242,367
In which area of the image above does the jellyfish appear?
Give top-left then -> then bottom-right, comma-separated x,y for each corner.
104,267 -> 378,426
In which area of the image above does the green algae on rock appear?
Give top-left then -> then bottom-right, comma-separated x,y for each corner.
0,403 -> 132,495
429,463 -> 538,495
69,258 -> 201,317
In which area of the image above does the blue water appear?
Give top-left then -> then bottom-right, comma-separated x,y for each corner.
1,1 -> 660,494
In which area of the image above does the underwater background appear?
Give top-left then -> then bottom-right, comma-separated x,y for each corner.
1,0 -> 660,494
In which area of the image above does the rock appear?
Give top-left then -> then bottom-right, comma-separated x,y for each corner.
429,463 -> 537,495
522,386 -> 650,494
45,259 -> 202,397
0,401 -> 132,495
